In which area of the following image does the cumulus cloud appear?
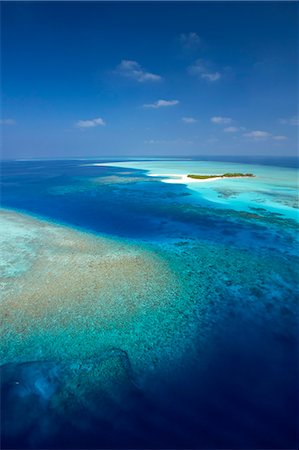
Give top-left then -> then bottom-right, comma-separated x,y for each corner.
201,72 -> 221,81
0,119 -> 16,125
143,99 -> 179,109
189,60 -> 221,82
211,116 -> 232,124
179,32 -> 201,50
279,116 -> 299,126
273,135 -> 288,141
116,60 -> 162,82
243,131 -> 288,141
182,116 -> 197,124
223,126 -> 239,132
75,117 -> 106,128
243,130 -> 271,139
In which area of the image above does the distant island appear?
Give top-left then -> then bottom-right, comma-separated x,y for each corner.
187,173 -> 255,180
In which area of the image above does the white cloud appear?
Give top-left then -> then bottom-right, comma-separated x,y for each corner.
279,116 -> 299,126
244,130 -> 271,139
201,72 -> 221,82
189,60 -> 221,82
223,126 -> 239,132
182,116 -> 197,124
273,135 -> 288,141
179,32 -> 201,50
75,117 -> 106,128
143,99 -> 179,109
0,119 -> 16,125
211,116 -> 232,124
243,131 -> 288,141
116,60 -> 162,82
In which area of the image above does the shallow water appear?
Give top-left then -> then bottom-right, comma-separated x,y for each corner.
1,158 -> 298,449
97,159 -> 299,220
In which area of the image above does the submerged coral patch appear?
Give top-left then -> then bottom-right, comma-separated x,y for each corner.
0,209 -> 192,379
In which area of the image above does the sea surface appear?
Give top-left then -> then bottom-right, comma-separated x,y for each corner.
1,157 -> 298,449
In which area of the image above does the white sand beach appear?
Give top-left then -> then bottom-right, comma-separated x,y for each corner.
147,173 -> 225,183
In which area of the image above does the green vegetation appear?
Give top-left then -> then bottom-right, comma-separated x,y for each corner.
187,173 -> 255,180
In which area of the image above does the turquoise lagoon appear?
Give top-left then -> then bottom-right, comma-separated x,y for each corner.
98,159 -> 299,220
1,158 -> 298,448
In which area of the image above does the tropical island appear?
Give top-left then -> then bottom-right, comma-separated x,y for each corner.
187,173 -> 255,180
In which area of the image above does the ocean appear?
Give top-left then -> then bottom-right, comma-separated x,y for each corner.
1,157 -> 298,449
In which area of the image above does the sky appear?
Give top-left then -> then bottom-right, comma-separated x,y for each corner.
1,1 -> 298,159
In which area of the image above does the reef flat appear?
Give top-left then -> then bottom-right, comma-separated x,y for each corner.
0,209 -> 193,377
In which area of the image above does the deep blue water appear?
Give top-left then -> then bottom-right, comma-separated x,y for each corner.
1,159 -> 298,449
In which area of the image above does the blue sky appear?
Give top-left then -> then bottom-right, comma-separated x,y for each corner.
1,1 -> 298,159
